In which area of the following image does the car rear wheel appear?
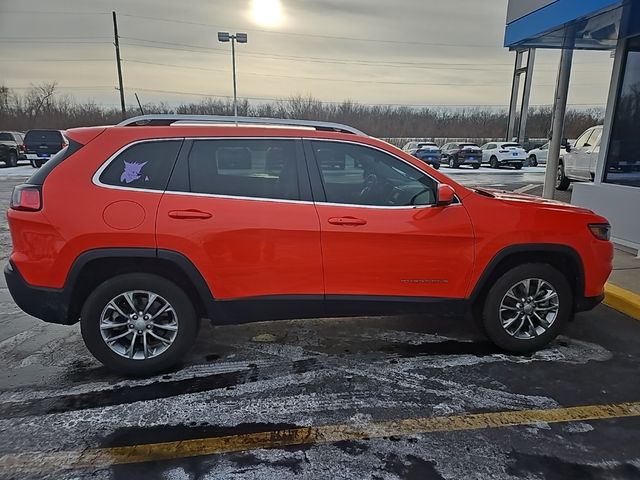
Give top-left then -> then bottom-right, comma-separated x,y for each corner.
81,273 -> 199,375
514,163 -> 523,170
481,263 -> 572,353
432,162 -> 440,170
556,162 -> 570,190
6,151 -> 18,167
32,158 -> 45,168
489,156 -> 499,169
472,163 -> 480,169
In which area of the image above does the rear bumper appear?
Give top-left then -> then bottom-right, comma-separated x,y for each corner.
4,262 -> 73,325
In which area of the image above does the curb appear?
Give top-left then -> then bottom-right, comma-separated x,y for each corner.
604,283 -> 640,320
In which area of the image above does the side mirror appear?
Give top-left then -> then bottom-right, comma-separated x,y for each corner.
437,184 -> 455,206
565,143 -> 572,152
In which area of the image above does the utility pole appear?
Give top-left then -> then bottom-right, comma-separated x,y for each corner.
112,11 -> 126,120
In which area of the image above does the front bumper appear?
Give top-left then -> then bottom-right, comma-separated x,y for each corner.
4,262 -> 73,324
575,293 -> 605,313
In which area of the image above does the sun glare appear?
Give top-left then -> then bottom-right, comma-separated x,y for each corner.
250,0 -> 283,27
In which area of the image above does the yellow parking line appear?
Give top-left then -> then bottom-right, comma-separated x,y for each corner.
1,401 -> 639,474
604,283 -> 640,320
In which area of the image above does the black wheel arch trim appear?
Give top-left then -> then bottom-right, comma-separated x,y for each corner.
470,243 -> 586,303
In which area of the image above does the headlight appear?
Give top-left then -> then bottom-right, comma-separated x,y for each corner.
588,224 -> 611,241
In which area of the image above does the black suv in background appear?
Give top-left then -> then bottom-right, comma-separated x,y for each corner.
0,131 -> 26,167
441,142 -> 482,169
24,129 -> 67,168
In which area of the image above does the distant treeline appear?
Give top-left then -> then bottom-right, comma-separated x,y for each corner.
0,83 -> 604,139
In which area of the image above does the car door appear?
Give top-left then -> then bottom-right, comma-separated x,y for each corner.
565,128 -> 594,180
305,139 -> 474,300
156,137 -> 324,300
587,127 -> 602,179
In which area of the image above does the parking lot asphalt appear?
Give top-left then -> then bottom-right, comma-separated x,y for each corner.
0,171 -> 637,479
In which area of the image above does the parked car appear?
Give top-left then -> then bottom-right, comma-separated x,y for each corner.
23,129 -> 67,168
480,142 -> 525,169
556,126 -> 603,191
5,115 -> 612,375
0,131 -> 26,167
441,142 -> 482,169
402,141 -> 441,169
526,141 -> 569,167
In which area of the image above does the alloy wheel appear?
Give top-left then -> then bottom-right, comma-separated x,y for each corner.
99,290 -> 178,360
498,278 -> 559,340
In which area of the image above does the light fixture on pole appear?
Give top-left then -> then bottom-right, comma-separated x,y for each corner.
218,32 -> 248,118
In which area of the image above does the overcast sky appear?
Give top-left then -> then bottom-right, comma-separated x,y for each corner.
0,0 -> 615,109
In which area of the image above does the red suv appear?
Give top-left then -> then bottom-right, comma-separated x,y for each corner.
5,115 -> 613,375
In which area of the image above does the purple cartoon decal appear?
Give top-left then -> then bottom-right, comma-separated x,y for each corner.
120,161 -> 148,184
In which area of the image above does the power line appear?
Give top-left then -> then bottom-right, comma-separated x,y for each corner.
118,13 -> 501,49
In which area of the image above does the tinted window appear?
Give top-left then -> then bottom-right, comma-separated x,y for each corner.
604,39 -> 640,187
573,129 -> 593,149
187,139 -> 300,200
0,133 -> 12,141
24,130 -> 63,143
311,141 -> 437,207
99,140 -> 182,190
459,143 -> 478,148
501,143 -> 521,148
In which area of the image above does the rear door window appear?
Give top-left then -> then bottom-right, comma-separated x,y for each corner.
98,140 -> 183,191
186,139 -> 302,201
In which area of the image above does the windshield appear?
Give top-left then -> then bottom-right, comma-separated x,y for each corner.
459,143 -> 478,148
418,143 -> 438,148
501,143 -> 522,148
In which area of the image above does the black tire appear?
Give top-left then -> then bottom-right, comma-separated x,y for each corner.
6,151 -> 18,167
33,158 -> 45,168
472,163 -> 480,169
528,155 -> 538,167
80,273 -> 199,375
432,162 -> 440,170
489,156 -> 499,169
556,162 -> 570,191
514,163 -> 523,170
449,156 -> 459,168
481,263 -> 572,353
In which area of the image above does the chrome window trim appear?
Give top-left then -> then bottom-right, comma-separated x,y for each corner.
92,136 -> 463,209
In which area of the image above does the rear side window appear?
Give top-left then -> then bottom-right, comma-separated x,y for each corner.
187,139 -> 300,200
0,133 -> 12,141
24,130 -> 63,143
99,140 -> 183,191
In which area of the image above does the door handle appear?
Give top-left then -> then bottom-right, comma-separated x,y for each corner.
168,209 -> 212,220
328,216 -> 367,226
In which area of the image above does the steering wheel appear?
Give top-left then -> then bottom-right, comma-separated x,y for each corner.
359,173 -> 378,199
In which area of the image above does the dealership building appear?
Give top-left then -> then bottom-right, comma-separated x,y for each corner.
505,0 -> 640,255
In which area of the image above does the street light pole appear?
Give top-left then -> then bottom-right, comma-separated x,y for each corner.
218,32 -> 248,118
231,36 -> 237,118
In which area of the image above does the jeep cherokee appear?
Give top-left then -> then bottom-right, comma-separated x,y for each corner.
5,115 -> 613,375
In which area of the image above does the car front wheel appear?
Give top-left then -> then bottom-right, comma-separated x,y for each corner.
80,273 -> 199,375
449,156 -> 459,168
481,263 -> 572,353
527,155 -> 538,167
556,162 -> 570,190
489,156 -> 499,169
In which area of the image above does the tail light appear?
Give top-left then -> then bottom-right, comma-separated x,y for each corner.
588,223 -> 611,241
10,184 -> 42,212
20,144 -> 26,152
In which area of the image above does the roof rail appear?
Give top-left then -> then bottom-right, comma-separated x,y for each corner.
117,114 -> 366,136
